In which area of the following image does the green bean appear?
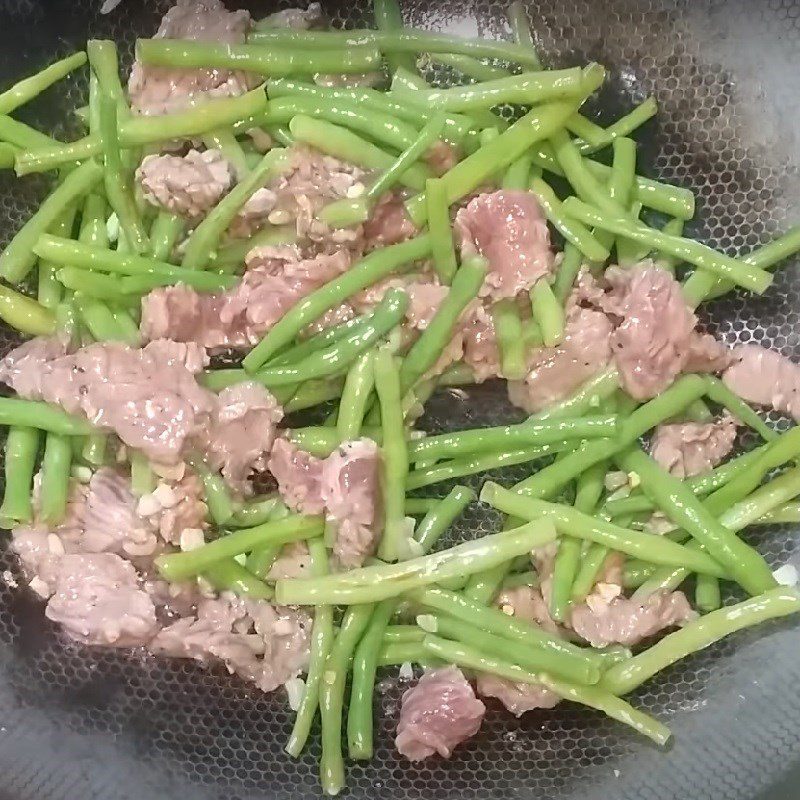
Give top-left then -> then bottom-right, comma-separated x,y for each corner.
203,559 -> 274,599
406,442 -> 568,491
78,193 -> 107,247
755,502 -> 800,525
286,539 -> 334,758
512,375 -> 706,499
0,142 -> 17,168
529,278 -> 565,347
533,367 -> 622,422
574,97 -> 658,154
264,95 -> 418,152
188,456 -> 235,526
15,88 -> 268,175
694,572 -> 721,613
702,375 -> 776,442
508,0 -> 541,64
200,127 -> 249,180
36,235 -> 237,291
391,67 -> 586,111
336,351 -> 375,442
429,53 -> 510,81
529,177 -> 609,262
318,604 -> 373,795
0,398 -> 95,436
148,211 -> 185,262
0,51 -> 86,115
138,37 -> 382,77
0,114 -> 62,151
408,415 -> 616,463
289,115 -> 429,191
39,432 -> 72,525
285,378 -> 346,413
98,101 -> 148,256
602,587 -> 800,696
373,0 -> 415,73
426,177 -> 458,284
420,613 -> 600,685
248,289 -> 408,388
265,78 -> 474,144
407,100 -> 581,225
376,642 -> 434,666
481,488 -> 729,578
414,485 -> 475,552
502,569 -> 540,589
564,197 -> 773,294
565,113 -> 606,146
74,294 -> 137,344
228,495 -> 284,531
37,204 -> 76,309
373,346 -> 410,562
383,625 -> 425,645
60,267 -> 232,298
619,447 -> 776,596
0,426 -> 39,524
0,159 -> 102,283
502,153 -> 533,191
550,243 -> 583,305
348,598 -> 397,759
421,635 -> 669,743
182,148 -> 288,269
243,235 -> 430,372
410,586 -> 602,671
155,515 -> 324,582
245,545 -> 281,581
491,299 -> 526,380
684,224 -> 800,306
404,498 -> 440,516
400,256 -> 486,392
128,450 -> 154,496
277,518 -> 556,605
81,434 -> 107,467
550,461 -> 606,621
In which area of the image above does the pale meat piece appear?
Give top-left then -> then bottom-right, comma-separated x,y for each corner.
128,0 -> 254,116
507,307 -> 613,413
495,584 -> 561,637
604,266 -> 698,399
454,190 -> 554,300
136,149 -> 232,218
227,187 -> 280,239
476,674 -> 560,716
0,338 -> 214,463
268,437 -> 381,567
723,344 -> 800,421
362,192 -> 419,250
650,413 -> 738,478
140,246 -> 352,351
425,140 -> 461,177
258,2 -> 326,29
395,667 -> 485,761
685,332 -> 733,374
462,303 -> 503,382
151,597 -> 311,693
570,590 -> 695,648
45,553 -> 159,647
203,382 -> 283,493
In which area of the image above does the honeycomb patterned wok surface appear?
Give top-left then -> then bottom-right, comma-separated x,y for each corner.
0,1 -> 799,798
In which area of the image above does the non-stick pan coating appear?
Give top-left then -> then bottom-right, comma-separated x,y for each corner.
0,1 -> 799,798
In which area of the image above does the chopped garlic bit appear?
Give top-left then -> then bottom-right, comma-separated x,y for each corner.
627,471 -> 641,489
152,483 -> 179,509
346,182 -> 365,199
501,604 -> 515,616
151,460 -> 186,481
415,614 -> 437,633
136,492 -> 161,517
773,563 -> 799,587
604,471 -> 628,491
29,576 -> 50,598
285,677 -> 306,711
179,528 -> 205,552
71,465 -> 93,484
398,662 -> 414,680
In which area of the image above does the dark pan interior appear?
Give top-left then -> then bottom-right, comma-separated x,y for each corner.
0,1 -> 799,798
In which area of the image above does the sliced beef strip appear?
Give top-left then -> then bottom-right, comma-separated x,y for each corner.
650,413 -> 738,478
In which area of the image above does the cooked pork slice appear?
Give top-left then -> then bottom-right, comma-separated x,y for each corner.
650,414 -> 738,478
461,303 -> 503,382
454,190 -> 554,300
570,590 -> 694,648
45,553 -> 159,647
494,584 -> 561,636
395,666 -> 485,761
322,439 -> 381,568
684,332 -> 734,374
268,437 -> 381,566
267,438 -> 325,514
604,266 -> 698,399
363,192 -> 419,250
723,344 -> 800,421
151,597 -> 311,692
476,674 -> 560,716
507,307 -> 613,413
137,149 -> 232,218
11,526 -> 66,594
425,140 -> 460,177
128,0 -> 254,116
204,382 -> 283,492
0,338 -> 214,463
140,246 -> 352,350
258,2 -> 326,29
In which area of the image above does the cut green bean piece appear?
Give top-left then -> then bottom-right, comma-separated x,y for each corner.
0,426 -> 39,524
702,375 -> 776,442
492,299 -> 526,380
336,351 -> 375,443
529,278 -> 564,347
426,176 -> 458,284
148,211 -> 185,262
575,97 -> 658,154
414,485 -> 475,553
203,560 -> 274,599
189,457 -> 235,526
508,0 -> 541,65
602,587 -> 800,696
39,432 -> 72,525
430,53 -> 510,81
0,52 -> 87,116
